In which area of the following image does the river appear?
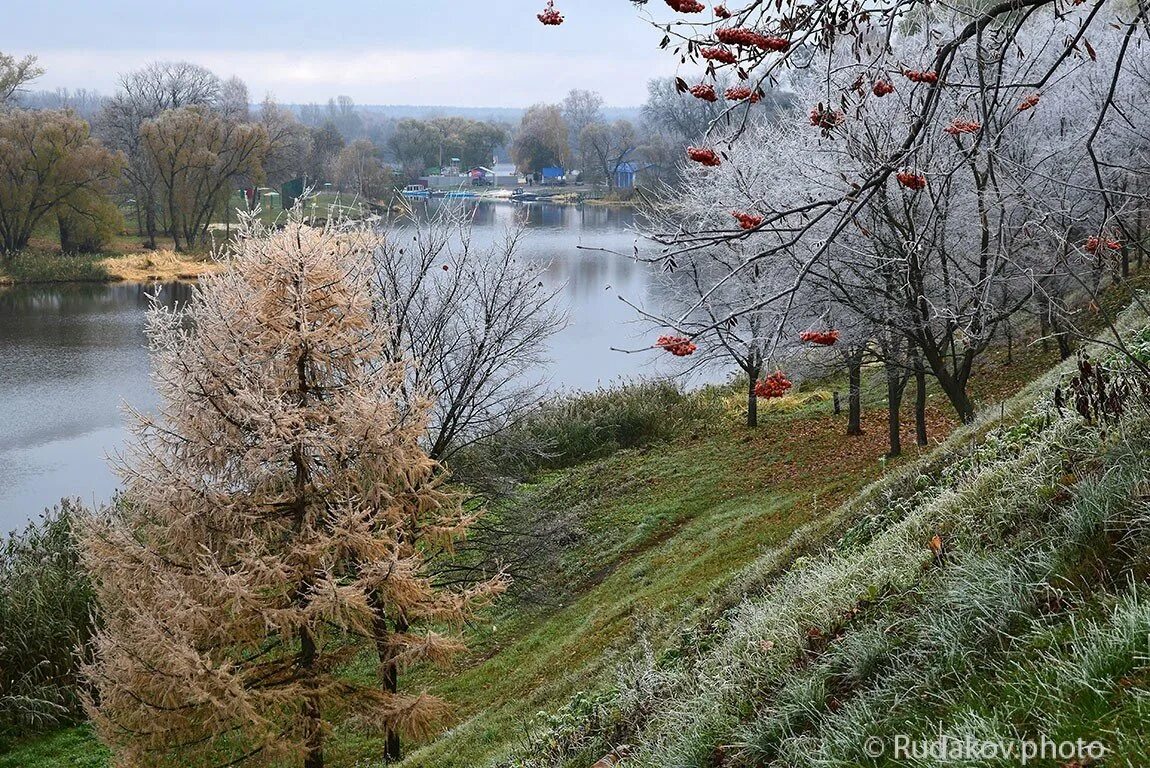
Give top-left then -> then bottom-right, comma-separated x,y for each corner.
0,202 -> 688,532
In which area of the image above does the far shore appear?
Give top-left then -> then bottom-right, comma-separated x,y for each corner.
99,251 -> 225,282
0,250 -> 224,287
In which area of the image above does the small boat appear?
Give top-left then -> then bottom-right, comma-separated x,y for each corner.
441,190 -> 478,199
401,185 -> 430,198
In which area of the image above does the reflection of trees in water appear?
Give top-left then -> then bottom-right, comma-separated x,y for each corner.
0,282 -> 189,333
1,282 -> 192,387
407,200 -> 641,233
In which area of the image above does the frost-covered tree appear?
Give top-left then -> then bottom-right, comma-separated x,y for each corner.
82,213 -> 507,768
619,0 -> 1150,409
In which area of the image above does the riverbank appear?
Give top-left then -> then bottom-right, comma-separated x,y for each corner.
99,250 -> 223,282
0,249 -> 222,286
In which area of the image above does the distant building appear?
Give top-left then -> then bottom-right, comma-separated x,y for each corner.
422,173 -> 470,191
540,166 -> 566,185
613,162 -> 638,190
492,163 -> 521,186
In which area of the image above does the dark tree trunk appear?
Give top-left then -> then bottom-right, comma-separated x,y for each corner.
833,390 -> 842,415
144,197 -> 157,250
916,340 -> 976,424
886,366 -> 905,458
1052,314 -> 1073,361
1038,301 -> 1051,353
937,374 -> 976,423
301,627 -> 325,768
746,364 -> 760,428
913,354 -> 928,447
377,614 -> 410,764
847,357 -> 863,436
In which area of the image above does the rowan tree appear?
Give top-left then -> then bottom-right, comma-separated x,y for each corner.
607,0 -> 1150,411
81,212 -> 507,768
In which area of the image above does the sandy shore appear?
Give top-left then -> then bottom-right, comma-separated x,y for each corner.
100,250 -> 226,282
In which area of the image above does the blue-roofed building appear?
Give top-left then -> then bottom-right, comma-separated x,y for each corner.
613,162 -> 639,189
540,166 -> 566,185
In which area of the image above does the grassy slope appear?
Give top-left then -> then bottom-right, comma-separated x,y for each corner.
639,382 -> 1150,767
499,321 -> 1150,768
367,345 -> 1055,768
0,340 -> 1063,768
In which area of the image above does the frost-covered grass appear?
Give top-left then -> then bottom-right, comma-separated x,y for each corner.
495,310 -> 1150,768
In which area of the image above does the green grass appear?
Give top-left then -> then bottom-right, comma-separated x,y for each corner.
0,251 -> 111,284
0,727 -> 108,768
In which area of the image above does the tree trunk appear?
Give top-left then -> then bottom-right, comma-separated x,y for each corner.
745,364 -> 760,428
916,341 -> 976,424
1051,313 -> 1073,361
847,357 -> 863,436
913,354 -> 928,447
144,196 -> 157,250
886,367 -> 905,458
1038,299 -> 1051,353
937,374 -> 975,423
301,627 -> 325,768
376,613 -> 410,764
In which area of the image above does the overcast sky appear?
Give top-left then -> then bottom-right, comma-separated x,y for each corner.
8,1 -> 684,107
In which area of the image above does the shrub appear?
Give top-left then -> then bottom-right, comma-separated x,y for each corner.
456,379 -> 719,481
57,195 -> 122,254
0,500 -> 94,746
0,250 -> 110,283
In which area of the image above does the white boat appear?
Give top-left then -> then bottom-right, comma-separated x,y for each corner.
401,185 -> 430,198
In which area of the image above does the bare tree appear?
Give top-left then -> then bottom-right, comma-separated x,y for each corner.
97,61 -> 223,246
581,120 -> 639,188
258,96 -> 312,187
372,203 -> 567,462
562,89 -> 604,177
217,75 -> 251,122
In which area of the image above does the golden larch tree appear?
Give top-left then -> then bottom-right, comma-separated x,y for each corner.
81,213 -> 507,768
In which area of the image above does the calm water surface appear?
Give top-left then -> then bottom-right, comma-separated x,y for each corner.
0,202 -> 685,532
